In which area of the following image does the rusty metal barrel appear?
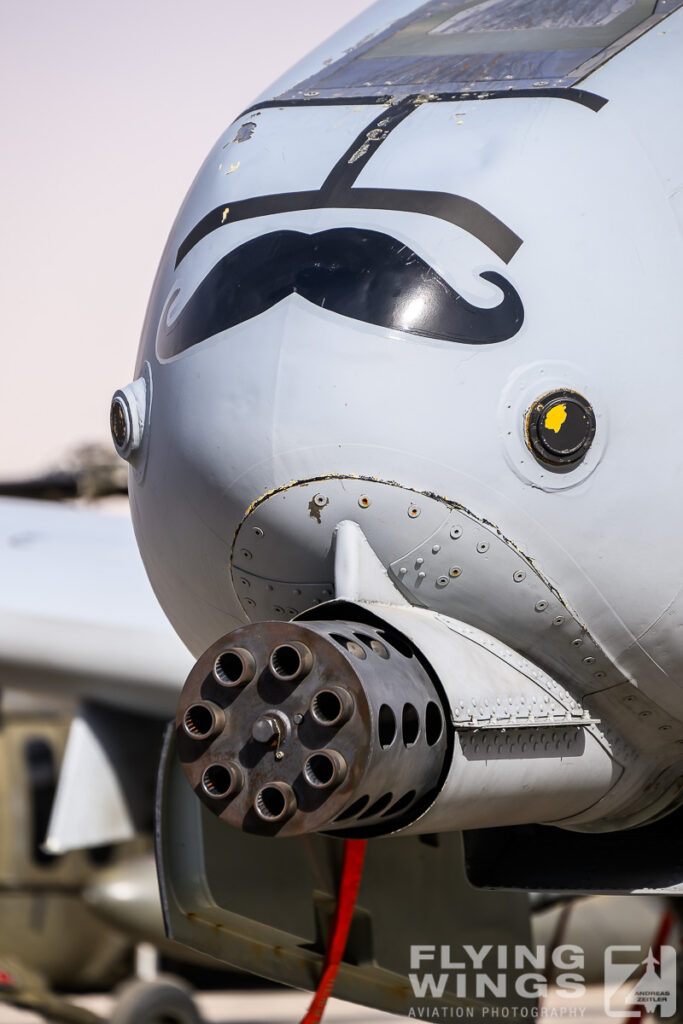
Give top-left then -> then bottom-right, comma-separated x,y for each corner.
176,618 -> 449,836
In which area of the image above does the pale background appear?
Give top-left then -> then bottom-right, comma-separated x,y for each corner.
1,0 -> 374,478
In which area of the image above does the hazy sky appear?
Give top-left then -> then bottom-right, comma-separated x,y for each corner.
1,0 -> 373,478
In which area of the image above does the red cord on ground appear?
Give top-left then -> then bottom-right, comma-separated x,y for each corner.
300,839 -> 368,1024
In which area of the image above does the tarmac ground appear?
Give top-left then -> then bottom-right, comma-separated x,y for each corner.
0,985 -> 634,1024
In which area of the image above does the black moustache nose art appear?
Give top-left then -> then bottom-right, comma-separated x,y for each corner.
159,227 -> 524,359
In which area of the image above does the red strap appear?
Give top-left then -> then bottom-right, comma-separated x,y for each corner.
300,839 -> 368,1024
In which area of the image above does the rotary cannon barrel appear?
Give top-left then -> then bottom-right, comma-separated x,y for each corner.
176,618 -> 449,836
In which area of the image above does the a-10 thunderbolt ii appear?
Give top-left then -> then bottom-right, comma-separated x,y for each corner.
110,0 -> 683,1017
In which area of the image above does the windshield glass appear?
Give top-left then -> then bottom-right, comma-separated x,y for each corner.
277,0 -> 678,99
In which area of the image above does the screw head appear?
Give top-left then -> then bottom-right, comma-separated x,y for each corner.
358,495 -> 371,508
313,493 -> 328,507
571,638 -> 583,647
477,541 -> 489,554
450,526 -> 462,539
582,656 -> 596,665
252,715 -> 280,743
449,566 -> 462,578
408,505 -> 421,518
535,600 -> 548,612
252,526 -> 264,537
552,615 -> 565,626
513,570 -> 526,583
436,576 -> 449,587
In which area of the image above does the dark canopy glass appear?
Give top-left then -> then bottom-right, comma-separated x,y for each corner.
278,0 -> 679,98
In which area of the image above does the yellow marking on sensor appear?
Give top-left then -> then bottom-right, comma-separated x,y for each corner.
221,206 -> 230,223
224,161 -> 240,175
544,404 -> 567,433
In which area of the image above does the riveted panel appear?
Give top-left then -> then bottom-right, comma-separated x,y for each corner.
389,507 -> 618,695
230,476 -> 450,621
